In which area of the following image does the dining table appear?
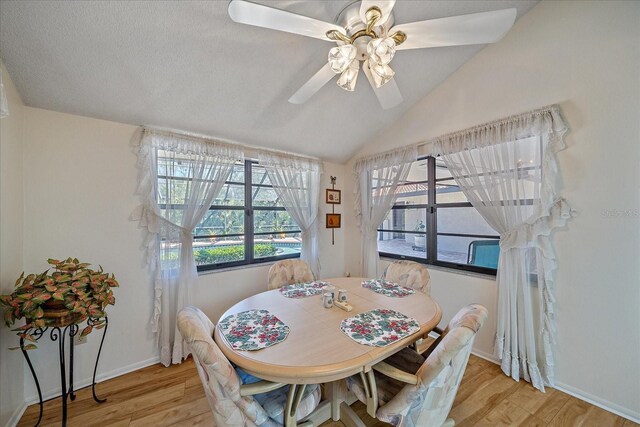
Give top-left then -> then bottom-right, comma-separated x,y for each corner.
214,276 -> 442,425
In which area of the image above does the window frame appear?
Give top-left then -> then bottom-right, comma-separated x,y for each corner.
158,157 -> 301,273
377,156 -> 501,276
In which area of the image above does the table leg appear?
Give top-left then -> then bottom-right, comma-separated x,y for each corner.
359,370 -> 378,418
51,327 -> 69,427
91,317 -> 108,403
327,381 -> 341,421
284,383 -> 306,427
18,321 -> 107,427
21,335 -> 44,427
69,324 -> 77,401
339,402 -> 367,427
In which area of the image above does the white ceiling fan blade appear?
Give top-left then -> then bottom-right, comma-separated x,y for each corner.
392,8 -> 517,50
363,61 -> 403,110
360,1 -> 396,26
228,0 -> 345,42
288,63 -> 336,105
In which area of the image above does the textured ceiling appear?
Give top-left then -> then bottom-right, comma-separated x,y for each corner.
0,0 -> 537,163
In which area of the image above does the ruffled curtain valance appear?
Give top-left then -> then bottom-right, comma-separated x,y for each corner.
137,128 -> 245,159
430,105 -> 568,156
257,151 -> 323,277
132,127 -> 243,366
354,146 -> 418,277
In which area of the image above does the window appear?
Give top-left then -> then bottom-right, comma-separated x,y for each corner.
157,155 -> 301,272
377,156 -> 501,275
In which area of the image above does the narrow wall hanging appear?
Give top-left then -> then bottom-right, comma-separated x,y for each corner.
326,176 -> 341,244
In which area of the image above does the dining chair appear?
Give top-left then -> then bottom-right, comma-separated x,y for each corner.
467,239 -> 500,269
381,260 -> 431,295
382,260 -> 438,353
344,304 -> 488,427
177,306 -> 325,427
267,259 -> 315,290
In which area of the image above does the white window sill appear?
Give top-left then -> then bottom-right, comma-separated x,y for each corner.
197,261 -> 277,276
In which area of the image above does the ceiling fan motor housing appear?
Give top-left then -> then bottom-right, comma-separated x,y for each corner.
335,0 -> 395,62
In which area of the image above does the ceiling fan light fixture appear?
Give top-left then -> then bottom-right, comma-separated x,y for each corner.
227,0 -> 519,107
369,62 -> 395,88
328,45 -> 357,74
367,37 -> 396,66
337,61 -> 360,91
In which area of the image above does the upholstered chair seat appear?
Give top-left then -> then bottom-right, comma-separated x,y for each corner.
345,304 -> 488,427
267,259 -> 315,290
253,381 -> 320,425
177,306 -> 322,426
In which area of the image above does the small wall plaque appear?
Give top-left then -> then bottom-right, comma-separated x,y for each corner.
326,189 -> 341,204
326,213 -> 341,229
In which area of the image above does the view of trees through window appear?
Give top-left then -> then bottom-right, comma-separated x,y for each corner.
157,153 -> 301,271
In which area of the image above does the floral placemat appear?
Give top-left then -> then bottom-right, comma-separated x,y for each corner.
218,309 -> 290,351
340,309 -> 420,347
279,281 -> 331,298
362,279 -> 416,298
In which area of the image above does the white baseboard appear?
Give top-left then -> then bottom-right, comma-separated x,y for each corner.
554,382 -> 640,424
25,355 -> 160,404
465,345 -> 640,424
470,348 -> 500,364
5,402 -> 27,427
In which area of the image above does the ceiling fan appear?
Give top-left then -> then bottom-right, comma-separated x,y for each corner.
228,0 -> 517,109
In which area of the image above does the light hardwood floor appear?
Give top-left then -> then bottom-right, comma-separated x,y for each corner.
18,355 -> 637,427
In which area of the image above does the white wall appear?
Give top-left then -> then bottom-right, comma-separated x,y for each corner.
344,0 -> 640,420
21,108 -> 157,402
19,107 -> 347,402
0,62 -> 26,427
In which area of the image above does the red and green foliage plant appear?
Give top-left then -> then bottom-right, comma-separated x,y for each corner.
0,258 -> 119,349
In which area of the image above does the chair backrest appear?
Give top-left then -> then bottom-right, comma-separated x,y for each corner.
267,259 -> 315,290
376,304 -> 488,427
467,240 -> 500,269
177,306 -> 270,427
381,260 -> 431,295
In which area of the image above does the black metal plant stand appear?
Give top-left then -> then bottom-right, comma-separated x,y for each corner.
20,317 -> 109,427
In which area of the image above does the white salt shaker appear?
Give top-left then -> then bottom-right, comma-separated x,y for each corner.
322,292 -> 334,308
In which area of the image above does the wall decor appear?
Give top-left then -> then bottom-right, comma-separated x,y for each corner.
326,213 -> 341,229
326,189 -> 341,204
326,176 -> 341,244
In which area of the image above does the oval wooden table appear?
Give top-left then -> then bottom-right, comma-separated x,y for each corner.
214,277 -> 442,425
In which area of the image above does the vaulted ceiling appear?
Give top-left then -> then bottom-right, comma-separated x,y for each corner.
0,1 -> 537,162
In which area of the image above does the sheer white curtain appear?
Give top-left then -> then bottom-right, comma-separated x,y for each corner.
258,152 -> 323,277
433,105 -> 573,391
354,146 -> 418,278
133,128 -> 243,366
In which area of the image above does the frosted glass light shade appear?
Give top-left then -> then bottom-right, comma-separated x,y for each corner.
328,45 -> 357,74
370,62 -> 395,88
367,37 -> 396,66
337,61 -> 359,92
